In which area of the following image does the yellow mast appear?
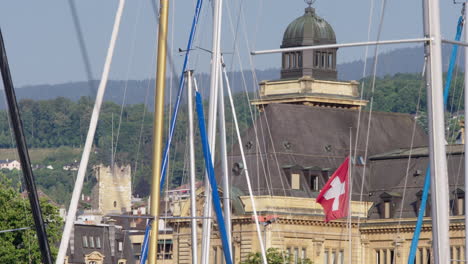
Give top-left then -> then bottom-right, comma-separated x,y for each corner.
148,0 -> 169,263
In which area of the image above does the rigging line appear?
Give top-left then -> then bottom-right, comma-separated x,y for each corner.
224,0 -> 272,196
195,91 -> 233,264
408,8 -> 465,264
354,0 -> 375,228
223,62 -> 268,264
0,73 -> 32,260
0,226 -> 30,234
112,0 -> 145,165
68,0 -> 96,96
0,29 -> 53,264
56,1 -> 126,263
159,0 -> 204,193
359,0 -> 388,226
396,60 -> 427,235
239,3 -> 284,197
133,40 -> 157,192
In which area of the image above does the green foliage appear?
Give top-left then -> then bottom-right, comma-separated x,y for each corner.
241,248 -> 313,264
0,173 -> 62,263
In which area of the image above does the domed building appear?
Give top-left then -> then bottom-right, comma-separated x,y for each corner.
252,5 -> 366,110
280,6 -> 337,80
168,4 -> 467,264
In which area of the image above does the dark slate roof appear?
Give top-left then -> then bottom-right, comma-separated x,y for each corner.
216,103 -> 428,200
67,223 -> 135,264
367,145 -> 465,219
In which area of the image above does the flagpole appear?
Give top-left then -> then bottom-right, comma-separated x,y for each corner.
348,127 -> 352,264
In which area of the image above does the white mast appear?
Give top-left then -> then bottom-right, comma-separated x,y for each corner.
464,2 -> 468,261
222,58 -> 268,264
55,1 -> 126,263
423,0 -> 451,263
187,70 -> 198,264
201,0 -> 224,262
218,62 -> 232,257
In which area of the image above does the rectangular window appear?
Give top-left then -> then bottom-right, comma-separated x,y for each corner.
289,53 -> 293,69
89,236 -> 95,248
284,54 -> 290,69
118,241 -> 123,252
96,237 -> 101,248
301,248 -> 306,262
315,52 -> 320,67
321,53 -> 326,68
324,250 -> 329,264
328,53 -> 333,69
291,173 -> 300,190
292,53 -> 297,68
384,201 -> 391,218
82,235 -> 88,248
338,250 -> 344,264
298,52 -> 303,67
376,250 -> 380,264
213,246 -> 218,264
310,175 -> 318,191
294,248 -> 298,264
331,250 -> 336,264
458,198 -> 464,215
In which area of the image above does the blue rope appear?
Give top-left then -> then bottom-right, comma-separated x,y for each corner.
140,0 -> 204,262
139,220 -> 152,264
407,13 -> 464,264
159,0 -> 204,193
443,15 -> 464,104
195,91 -> 233,264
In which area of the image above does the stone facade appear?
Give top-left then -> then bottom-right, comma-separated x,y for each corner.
91,164 -> 132,215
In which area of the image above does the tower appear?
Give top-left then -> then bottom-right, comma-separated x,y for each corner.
252,1 -> 367,110
91,164 -> 132,215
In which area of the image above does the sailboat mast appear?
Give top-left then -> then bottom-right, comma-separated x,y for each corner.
218,63 -> 232,257
464,2 -> 468,261
147,0 -> 170,263
201,0 -> 224,262
187,70 -> 199,264
423,0 -> 450,262
0,28 -> 53,264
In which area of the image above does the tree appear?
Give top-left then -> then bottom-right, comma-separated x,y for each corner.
0,174 -> 63,263
241,248 -> 313,264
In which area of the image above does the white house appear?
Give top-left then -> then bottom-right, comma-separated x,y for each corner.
0,159 -> 21,170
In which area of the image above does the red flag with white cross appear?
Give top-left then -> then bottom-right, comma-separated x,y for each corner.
316,156 -> 350,222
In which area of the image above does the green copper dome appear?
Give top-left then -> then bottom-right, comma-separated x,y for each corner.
282,7 -> 336,48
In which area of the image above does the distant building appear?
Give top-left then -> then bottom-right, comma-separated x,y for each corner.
91,164 -> 132,216
65,220 -> 134,264
0,159 -> 21,170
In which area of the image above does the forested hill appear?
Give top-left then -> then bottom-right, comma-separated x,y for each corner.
0,46 -> 458,110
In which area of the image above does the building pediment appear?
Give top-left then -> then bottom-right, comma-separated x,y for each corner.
84,251 -> 105,262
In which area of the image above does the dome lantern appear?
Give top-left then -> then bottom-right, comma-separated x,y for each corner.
280,3 -> 338,80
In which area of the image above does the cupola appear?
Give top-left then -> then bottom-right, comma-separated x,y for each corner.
281,3 -> 337,80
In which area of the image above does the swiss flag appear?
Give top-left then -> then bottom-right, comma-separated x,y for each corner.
316,156 -> 350,222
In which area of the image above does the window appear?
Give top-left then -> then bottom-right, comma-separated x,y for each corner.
284,54 -> 290,69
89,236 -> 95,248
338,250 -> 344,264
96,237 -> 101,249
82,235 -> 88,248
321,53 -> 326,68
289,53 -> 293,69
324,250 -> 329,264
118,241 -> 123,252
298,52 -> 303,67
328,53 -> 333,69
114,201 -> 117,208
301,248 -> 306,263
294,248 -> 298,264
315,52 -> 320,67
457,197 -> 464,215
384,201 -> 391,219
331,250 -> 336,264
310,175 -> 319,191
291,173 -> 300,190
292,53 -> 297,68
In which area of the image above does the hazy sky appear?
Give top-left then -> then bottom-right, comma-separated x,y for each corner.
0,0 -> 462,87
